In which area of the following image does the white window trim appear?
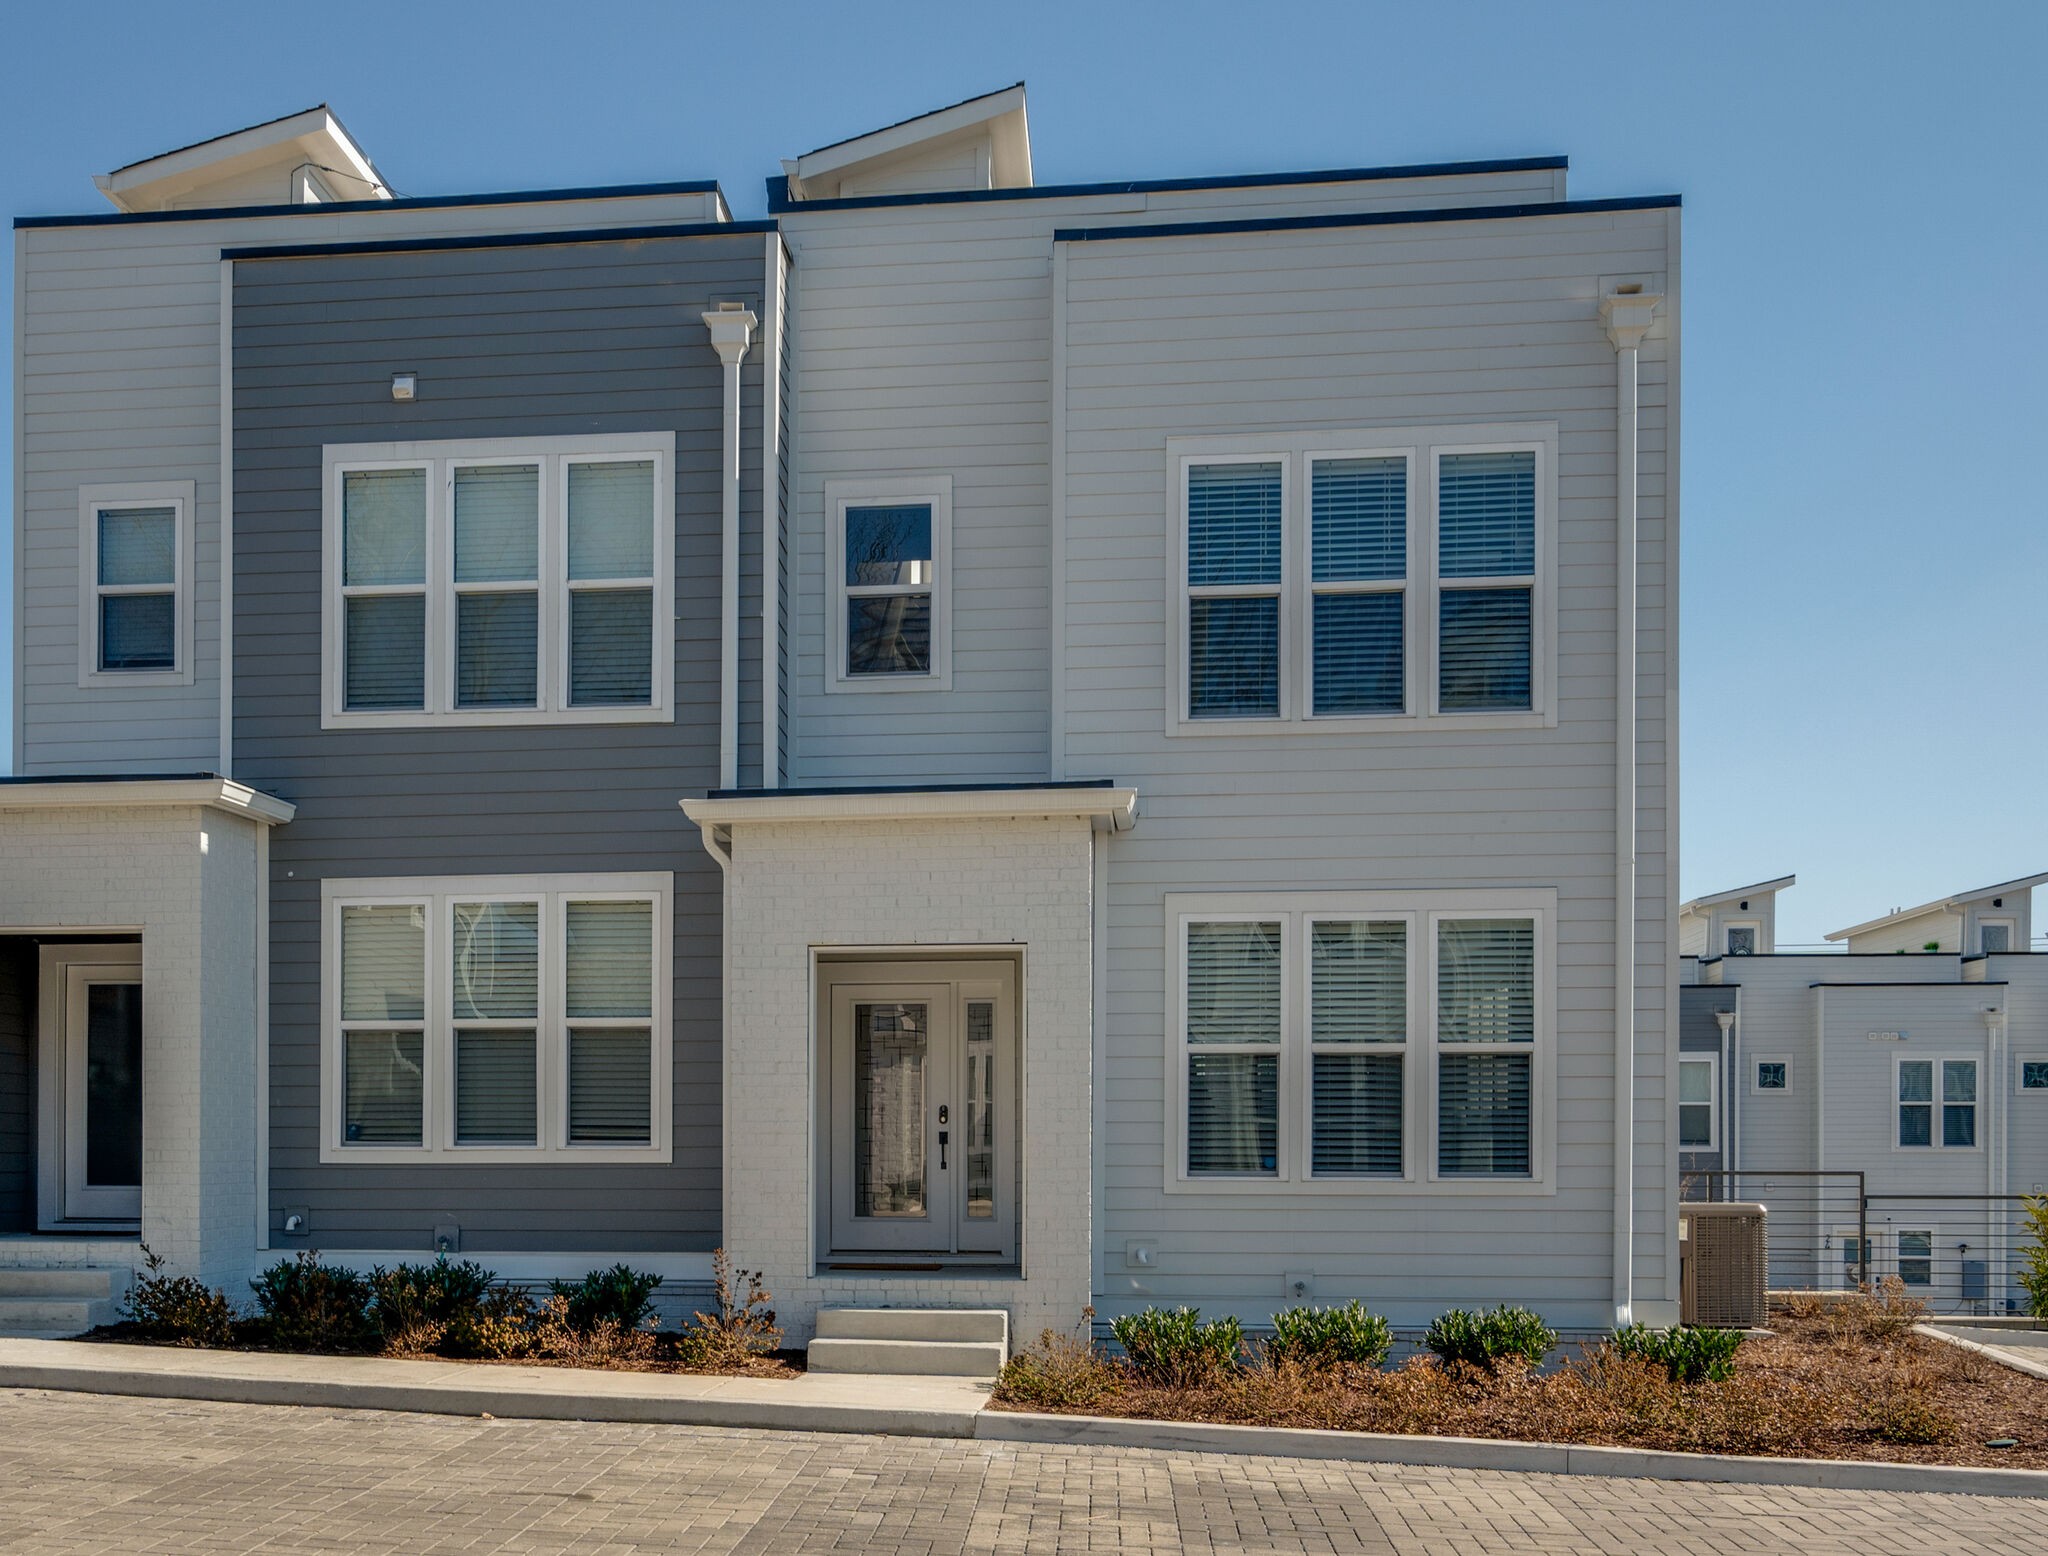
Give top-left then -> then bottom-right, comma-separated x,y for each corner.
1722,920 -> 1761,956
1164,423 -> 1559,736
1895,1227 -> 1935,1287
77,481 -> 196,688
1752,1054 -> 1793,1095
1892,1052 -> 1980,1153
1161,888 -> 1555,1197
320,433 -> 676,729
822,475 -> 954,693
2019,1054 -> 2048,1092
320,871 -> 673,1165
1976,916 -> 2016,954
1678,1052 -> 1720,1152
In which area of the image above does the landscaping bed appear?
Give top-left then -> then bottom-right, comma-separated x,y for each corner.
86,1245 -> 795,1378
992,1290 -> 2048,1470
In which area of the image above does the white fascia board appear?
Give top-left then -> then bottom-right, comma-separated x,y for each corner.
0,778 -> 295,825
792,85 -> 1028,185
99,107 -> 387,210
682,785 -> 1135,830
1825,871 -> 2048,942
1679,874 -> 1797,914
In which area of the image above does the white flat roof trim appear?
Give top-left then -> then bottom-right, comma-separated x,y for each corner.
1680,874 -> 1796,913
0,778 -> 295,825
682,786 -> 1136,829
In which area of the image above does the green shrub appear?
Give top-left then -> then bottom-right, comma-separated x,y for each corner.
437,1285 -> 538,1359
249,1251 -> 377,1351
1265,1302 -> 1393,1371
1110,1306 -> 1243,1386
369,1257 -> 496,1336
1423,1305 -> 1557,1372
548,1263 -> 663,1334
121,1244 -> 236,1347
1610,1323 -> 1744,1384
2018,1194 -> 2048,1319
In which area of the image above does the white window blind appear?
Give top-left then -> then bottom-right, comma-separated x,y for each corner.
1310,459 -> 1405,716
451,902 -> 539,1145
1184,921 -> 1281,1174
1436,918 -> 1535,1176
565,899 -> 656,1144
1187,463 -> 1283,718
339,904 -> 426,1145
342,469 -> 428,710
95,505 -> 179,671
567,460 -> 656,705
1309,920 -> 1405,1176
452,465 -> 541,709
1436,451 -> 1535,712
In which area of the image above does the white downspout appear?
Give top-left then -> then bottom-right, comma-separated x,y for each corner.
1984,1005 -> 2005,1308
704,304 -> 757,792
1602,288 -> 1660,1326
1716,1008 -> 1738,1175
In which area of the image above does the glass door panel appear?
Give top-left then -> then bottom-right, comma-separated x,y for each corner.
83,983 -> 143,1189
854,1002 -> 929,1219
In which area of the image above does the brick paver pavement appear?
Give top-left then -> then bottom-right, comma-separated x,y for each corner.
0,1387 -> 2042,1554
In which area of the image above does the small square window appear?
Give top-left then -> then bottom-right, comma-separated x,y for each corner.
2022,1060 -> 2048,1091
1755,1060 -> 1788,1092
1724,925 -> 1757,956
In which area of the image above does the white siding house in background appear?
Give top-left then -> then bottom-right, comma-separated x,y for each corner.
5,83 -> 1683,1343
1682,873 -> 2048,1314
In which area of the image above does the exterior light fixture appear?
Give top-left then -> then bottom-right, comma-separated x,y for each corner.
391,372 -> 418,401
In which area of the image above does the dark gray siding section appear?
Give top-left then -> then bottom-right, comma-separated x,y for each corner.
0,940 -> 33,1233
233,234 -> 766,1253
1679,985 -> 1737,1180
776,245 -> 794,785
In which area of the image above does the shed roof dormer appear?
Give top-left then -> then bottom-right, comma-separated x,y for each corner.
1826,871 -> 2046,955
95,105 -> 391,212
780,83 -> 1032,203
1679,874 -> 1795,958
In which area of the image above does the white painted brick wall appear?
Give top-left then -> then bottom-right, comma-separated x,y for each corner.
720,815 -> 1095,1343
0,803 -> 264,1290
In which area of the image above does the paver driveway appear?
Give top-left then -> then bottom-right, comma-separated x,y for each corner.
0,1387 -> 2041,1554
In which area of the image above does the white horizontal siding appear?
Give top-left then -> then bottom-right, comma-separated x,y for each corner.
14,189 -> 723,774
1060,205 -> 1675,1328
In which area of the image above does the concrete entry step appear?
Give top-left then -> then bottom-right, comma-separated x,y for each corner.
0,1268 -> 118,1300
806,1336 -> 1006,1378
0,1297 -> 113,1338
813,1308 -> 1009,1347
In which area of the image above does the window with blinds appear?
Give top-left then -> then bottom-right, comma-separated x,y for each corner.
1171,428 -> 1548,729
94,503 -> 181,672
1171,897 -> 1546,1189
1678,1056 -> 1717,1150
326,877 -> 666,1160
1187,463 -> 1283,718
326,440 -> 668,724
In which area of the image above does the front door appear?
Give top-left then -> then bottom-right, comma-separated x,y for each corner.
38,944 -> 144,1227
823,960 -> 1016,1260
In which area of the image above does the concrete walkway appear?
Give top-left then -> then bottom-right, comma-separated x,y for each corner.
0,1337 -> 987,1436
1923,1324 -> 2048,1383
2,1387 -> 2043,1555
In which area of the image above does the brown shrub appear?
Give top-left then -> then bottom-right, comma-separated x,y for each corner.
528,1295 -> 655,1366
1857,1358 -> 1958,1445
686,1248 -> 781,1368
1826,1277 -> 1927,1346
998,1320 -> 1122,1413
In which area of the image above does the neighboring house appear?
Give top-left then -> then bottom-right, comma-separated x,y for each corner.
3,86 -> 1683,1341
1680,873 -> 2048,1313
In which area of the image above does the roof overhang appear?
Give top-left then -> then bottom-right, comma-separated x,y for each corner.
96,105 -> 388,212
1824,870 -> 2048,942
682,782 -> 1135,831
0,775 -> 295,825
1679,874 -> 1796,914
781,83 -> 1031,201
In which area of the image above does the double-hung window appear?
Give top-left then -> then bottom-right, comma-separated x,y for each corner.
1896,1056 -> 1977,1149
1167,892 -> 1551,1191
1677,1055 -> 1719,1150
325,873 -> 670,1162
1896,1229 -> 1934,1287
78,482 -> 194,686
1169,424 -> 1554,731
324,435 -> 673,726
825,476 -> 953,691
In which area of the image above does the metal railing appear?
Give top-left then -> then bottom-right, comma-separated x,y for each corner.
1681,1170 -> 2043,1317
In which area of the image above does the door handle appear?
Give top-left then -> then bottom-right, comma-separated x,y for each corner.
939,1130 -> 949,1170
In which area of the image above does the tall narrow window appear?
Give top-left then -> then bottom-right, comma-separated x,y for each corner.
565,899 -> 656,1144
339,905 -> 427,1145
1942,1058 -> 1977,1147
450,900 -> 540,1146
93,504 -> 179,672
1436,451 -> 1535,712
342,469 -> 428,710
567,459 -> 657,705
1184,920 -> 1282,1175
1678,1057 -> 1718,1149
1309,920 -> 1406,1175
1187,463 -> 1283,718
1897,1230 -> 1933,1287
845,504 -> 934,675
1898,1059 -> 1933,1147
1310,458 -> 1406,715
452,464 -> 540,708
1436,918 -> 1535,1176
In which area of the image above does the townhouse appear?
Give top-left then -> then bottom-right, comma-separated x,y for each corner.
1680,873 -> 2048,1312
3,87 -> 1682,1341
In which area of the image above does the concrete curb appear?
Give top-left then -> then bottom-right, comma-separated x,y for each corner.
0,1342 -> 982,1439
975,1411 -> 2048,1499
1918,1323 -> 2048,1383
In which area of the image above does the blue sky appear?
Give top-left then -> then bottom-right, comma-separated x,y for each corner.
2,0 -> 2043,946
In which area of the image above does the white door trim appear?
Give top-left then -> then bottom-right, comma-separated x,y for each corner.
36,942 -> 144,1231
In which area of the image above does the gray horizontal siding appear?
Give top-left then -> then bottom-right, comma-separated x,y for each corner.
232,232 -> 765,1254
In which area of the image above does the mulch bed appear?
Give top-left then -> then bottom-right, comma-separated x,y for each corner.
992,1304 -> 2048,1470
